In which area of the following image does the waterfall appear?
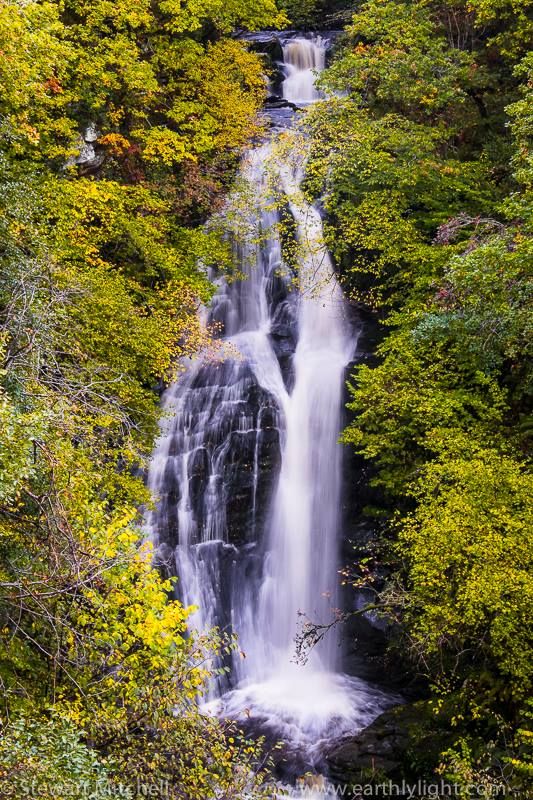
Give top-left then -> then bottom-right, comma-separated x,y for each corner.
282,37 -> 326,104
256,150 -> 356,669
146,36 -> 395,761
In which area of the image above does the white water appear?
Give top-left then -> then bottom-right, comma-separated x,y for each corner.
282,37 -> 326,104
146,37 -> 395,764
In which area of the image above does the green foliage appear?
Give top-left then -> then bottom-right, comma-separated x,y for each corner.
0,0 -> 284,187
322,1 -> 476,116
280,0 -> 326,27
0,716 -> 110,799
402,434 -> 533,700
0,0 -> 285,795
279,0 -> 354,28
0,1 -> 77,160
343,338 -> 508,493
305,103 -> 497,308
308,0 -> 533,790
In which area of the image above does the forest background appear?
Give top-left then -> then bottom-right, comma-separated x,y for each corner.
0,0 -> 531,796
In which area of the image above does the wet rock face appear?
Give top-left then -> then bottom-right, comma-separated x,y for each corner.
225,399 -> 282,545
326,703 -> 453,788
326,706 -> 412,782
238,32 -> 285,93
153,362 -> 283,549
147,128 -> 302,559
240,31 -> 285,62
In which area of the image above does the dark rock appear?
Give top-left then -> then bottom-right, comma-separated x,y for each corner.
237,32 -> 285,93
327,709 -> 408,782
326,703 -> 451,786
265,97 -> 299,111
238,32 -> 284,64
276,30 -> 342,48
270,334 -> 294,358
188,447 -> 209,522
153,542 -> 175,579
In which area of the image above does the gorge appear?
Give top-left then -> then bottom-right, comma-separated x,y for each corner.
1,1 -> 530,796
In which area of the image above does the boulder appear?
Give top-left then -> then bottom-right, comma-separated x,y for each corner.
237,32 -> 284,64
326,703 -> 450,785
326,706 -> 411,782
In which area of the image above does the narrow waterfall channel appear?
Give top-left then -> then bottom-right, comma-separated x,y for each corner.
146,35 -> 395,774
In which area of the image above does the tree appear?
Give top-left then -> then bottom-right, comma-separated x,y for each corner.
306,0 -> 533,789
0,0 -> 286,794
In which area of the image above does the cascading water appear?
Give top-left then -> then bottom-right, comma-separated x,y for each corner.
146,35 -> 395,768
282,36 -> 326,104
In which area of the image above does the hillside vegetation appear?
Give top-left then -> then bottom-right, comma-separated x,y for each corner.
0,0 -> 286,796
304,0 -> 532,790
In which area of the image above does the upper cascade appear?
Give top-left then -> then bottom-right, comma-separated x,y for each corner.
282,36 -> 326,104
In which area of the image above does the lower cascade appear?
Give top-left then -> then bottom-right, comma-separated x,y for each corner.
146,35 -> 395,770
